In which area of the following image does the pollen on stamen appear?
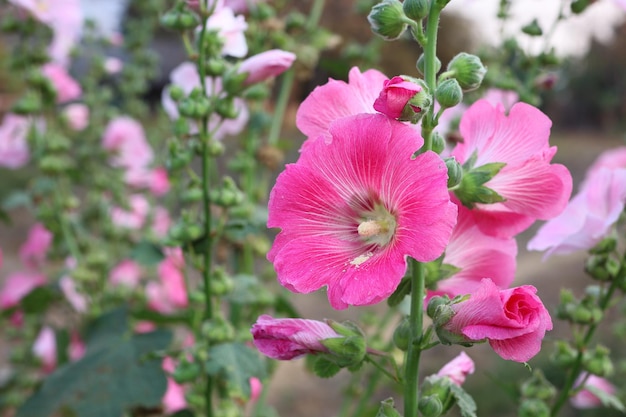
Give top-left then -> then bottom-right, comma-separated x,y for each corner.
357,220 -> 382,237
350,251 -> 374,267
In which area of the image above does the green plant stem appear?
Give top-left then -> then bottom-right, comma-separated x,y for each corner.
306,0 -> 326,31
404,259 -> 426,416
421,4 -> 443,150
267,68 -> 294,146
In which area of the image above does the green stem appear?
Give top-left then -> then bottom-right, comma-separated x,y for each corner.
421,4 -> 443,151
267,68 -> 294,146
305,0 -> 326,31
404,259 -> 425,416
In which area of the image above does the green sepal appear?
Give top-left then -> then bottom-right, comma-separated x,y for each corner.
376,398 -> 403,417
312,356 -> 341,378
387,276 -> 411,306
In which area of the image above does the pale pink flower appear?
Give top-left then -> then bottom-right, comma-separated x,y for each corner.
33,326 -> 57,373
102,116 -> 153,172
268,113 -> 457,309
427,200 -> 516,302
373,76 -> 423,119
238,49 -> 296,86
584,146 -> 626,180
162,357 -> 188,413
68,331 -> 85,361
0,271 -> 46,309
125,167 -> 170,197
59,276 -> 88,312
41,63 -> 82,103
482,88 -> 519,111
296,66 -> 389,141
152,206 -> 172,238
63,103 -> 89,131
108,32 -> 124,46
613,0 -> 626,10
147,248 -> 188,313
249,377 -> 262,403
571,373 -> 616,409
251,315 -> 342,360
436,351 -> 475,386
109,259 -> 142,288
0,113 -> 31,169
442,278 -> 553,362
226,0 -> 261,12
451,99 -> 572,238
135,321 -> 157,333
103,57 -> 123,74
205,7 -> 248,57
110,194 -> 150,230
19,223 -> 53,269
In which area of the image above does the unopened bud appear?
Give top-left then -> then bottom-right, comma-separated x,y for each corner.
552,341 -> 577,367
376,398 -> 402,417
12,91 -> 42,115
520,371 -> 556,400
172,358 -> 201,383
403,0 -> 430,21
431,132 -> 445,154
418,395 -> 443,417
204,58 -> 226,77
168,85 -> 185,101
368,0 -> 408,41
436,79 -> 463,109
445,157 -> 463,189
583,345 -> 613,377
393,318 -> 411,351
590,236 -> 617,255
215,97 -> 238,119
161,8 -> 200,31
446,53 -> 487,91
417,53 -> 441,76
518,399 -> 550,417
201,316 -> 235,343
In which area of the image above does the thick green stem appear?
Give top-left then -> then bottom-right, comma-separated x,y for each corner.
421,5 -> 443,150
404,259 -> 425,416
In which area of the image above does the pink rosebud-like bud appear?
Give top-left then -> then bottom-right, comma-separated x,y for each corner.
251,315 -> 342,360
571,373 -> 616,409
373,76 -> 423,119
249,377 -> 262,404
436,351 -> 474,386
63,103 -> 89,131
33,326 -> 57,373
238,49 -> 296,86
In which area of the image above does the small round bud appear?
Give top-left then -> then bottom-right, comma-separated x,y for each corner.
552,341 -> 578,368
417,53 -> 441,76
207,140 -> 225,157
518,399 -> 550,417
435,79 -> 463,109
204,58 -> 226,77
583,345 -> 613,377
168,85 -> 185,101
367,0 -> 408,41
182,187 -> 204,203
427,296 -> 448,320
403,0 -> 430,21
172,358 -> 201,384
431,132 -> 445,154
392,318 -> 411,351
161,8 -> 200,31
446,53 -> 487,91
215,97 -> 238,119
201,316 -> 236,343
12,91 -> 42,115
39,155 -> 74,174
445,157 -> 463,189
418,395 -> 443,417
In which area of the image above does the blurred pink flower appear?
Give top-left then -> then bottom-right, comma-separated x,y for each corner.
226,0 -> 261,13
451,99 -> 572,238
373,76 -> 423,119
32,326 -> 57,373
147,248 -> 188,313
571,373 -> 616,409
0,113 -> 31,169
442,278 -> 553,362
59,276 -> 88,313
436,351 -> 475,386
109,259 -> 142,288
110,194 -> 150,230
68,331 -> 85,361
584,146 -> 626,180
63,103 -> 89,131
249,377 -> 262,403
482,88 -> 519,111
125,167 -> 171,197
238,49 -> 296,86
0,271 -> 46,309
102,116 -> 154,172
152,206 -> 172,238
251,315 -> 342,360
104,57 -> 123,74
162,357 -> 188,414
268,114 -> 456,309
41,63 -> 82,103
205,7 -> 248,57
19,223 -> 53,270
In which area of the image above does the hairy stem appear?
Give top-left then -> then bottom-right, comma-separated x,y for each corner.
404,259 -> 426,416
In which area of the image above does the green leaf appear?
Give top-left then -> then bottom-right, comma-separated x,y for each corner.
16,309 -> 172,417
449,383 -> 478,417
586,384 -> 626,412
387,277 -> 411,307
2,191 -> 32,210
20,285 -> 59,314
130,241 -> 164,266
312,357 -> 341,378
0,208 -> 11,225
205,342 -> 267,399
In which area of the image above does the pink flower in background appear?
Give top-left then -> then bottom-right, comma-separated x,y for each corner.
63,103 -> 89,131
0,113 -> 31,169
373,76 -> 422,119
59,276 -> 88,312
68,331 -> 85,361
162,357 -> 187,414
109,259 -> 142,288
428,201 -> 516,301
226,0 -> 261,12
251,315 -> 342,360
152,206 -> 172,238
451,99 -> 572,238
249,377 -> 262,404
102,116 -> 154,172
443,278 -> 553,362
613,0 -> 626,10
238,49 -> 296,86
482,88 -> 519,111
125,167 -> 171,197
41,63 -> 82,103
32,326 -> 57,373
571,373 -> 616,409
296,66 -> 388,141
104,57 -> 123,74
268,114 -> 456,309
528,167 -> 626,257
110,194 -> 150,230
584,146 -> 626,180
0,271 -> 46,309
19,223 -> 52,269
436,351 -> 475,386
206,7 -> 248,57
147,248 -> 188,313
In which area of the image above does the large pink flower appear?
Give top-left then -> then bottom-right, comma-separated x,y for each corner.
268,113 -> 457,309
442,278 -> 553,362
102,116 -> 153,172
451,99 -> 572,238
0,113 -> 31,169
296,66 -> 389,141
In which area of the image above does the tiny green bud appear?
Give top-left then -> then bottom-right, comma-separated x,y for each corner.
215,97 -> 238,119
178,95 -> 211,119
181,187 -> 204,203
161,8 -> 200,31
427,295 -> 449,320
39,155 -> 74,174
585,255 -> 613,281
201,316 -> 235,343
12,91 -> 42,115
435,79 -> 463,109
583,345 -> 613,377
570,0 -> 590,14
552,341 -> 578,368
522,19 -> 543,36
46,133 -> 71,152
590,236 -> 617,255
207,140 -> 225,157
392,318 -> 411,351
417,54 -> 442,76
204,58 -> 226,77
168,85 -> 185,101
368,0 -> 408,41
172,358 -> 201,384
445,157 -> 463,189
418,395 -> 443,417
210,268 -> 235,296
520,371 -> 556,401
431,132 -> 445,154
376,398 -> 402,417
402,0 -> 430,21
446,53 -> 487,91
518,399 -> 550,417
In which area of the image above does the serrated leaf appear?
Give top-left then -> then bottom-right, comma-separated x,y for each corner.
387,277 -> 411,307
130,241 -> 164,266
449,383 -> 478,417
312,357 -> 341,378
16,309 -> 172,417
586,384 -> 626,412
205,342 -> 267,399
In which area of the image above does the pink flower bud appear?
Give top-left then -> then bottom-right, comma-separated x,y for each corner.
109,259 -> 142,288
436,351 -> 474,386
63,103 -> 89,131
60,276 -> 88,313
571,373 -> 616,409
249,377 -> 262,404
33,326 -> 57,373
19,223 -> 53,269
162,357 -> 188,413
238,49 -> 296,86
104,57 -> 124,74
41,63 -> 82,103
373,76 -> 422,119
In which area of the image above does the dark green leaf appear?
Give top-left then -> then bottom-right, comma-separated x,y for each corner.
205,342 -> 267,399
312,357 -> 341,378
2,191 -> 32,210
20,285 -> 58,314
130,241 -> 164,266
171,410 -> 195,417
388,277 -> 411,307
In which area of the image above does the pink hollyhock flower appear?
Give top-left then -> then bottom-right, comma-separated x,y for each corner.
296,66 -> 389,141
268,113 -> 457,309
373,76 -> 422,119
147,248 -> 188,313
19,223 -> 53,269
162,357 -> 187,414
68,331 -> 85,361
125,167 -> 170,197
238,49 -> 296,86
110,194 -> 150,230
427,201 -> 516,301
41,63 -> 82,103
226,0 -> 261,12
451,99 -> 572,238
436,351 -> 475,386
482,88 -> 519,111
104,57 -> 123,74
528,167 -> 626,257
102,116 -> 154,172
109,259 -> 142,288
442,278 -> 553,362
33,326 -> 57,373
152,206 -> 172,238
584,146 -> 626,180
59,276 -> 88,312
0,271 -> 46,309
251,315 -> 342,360
162,62 -> 249,140
0,113 -> 31,169
249,377 -> 262,403
205,7 -> 248,58
571,373 -> 616,409
63,103 -> 89,131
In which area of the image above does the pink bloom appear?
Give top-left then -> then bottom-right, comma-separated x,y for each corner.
19,223 -> 53,269
584,146 -> 626,180
268,113 -> 457,309
296,66 -> 389,141
0,113 -> 31,169
147,248 -> 188,313
436,351 -> 475,386
102,116 -> 153,172
0,271 -> 46,309
205,7 -> 248,57
451,99 -> 572,238
41,63 -> 82,103
135,321 -> 157,333
528,167 -> 626,257
162,357 -> 187,414
109,259 -> 142,288
152,206 -> 172,238
373,76 -> 422,119
427,201 -> 516,301
68,331 -> 85,361
571,373 -> 616,409
59,276 -> 88,312
110,194 -> 150,230
482,88 -> 519,111
613,0 -> 626,10
249,377 -> 262,403
226,0 -> 261,12
238,49 -> 296,86
104,57 -> 123,74
63,103 -> 89,131
33,326 -> 56,373
251,315 -> 342,360
443,278 -> 553,362
125,167 -> 170,197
